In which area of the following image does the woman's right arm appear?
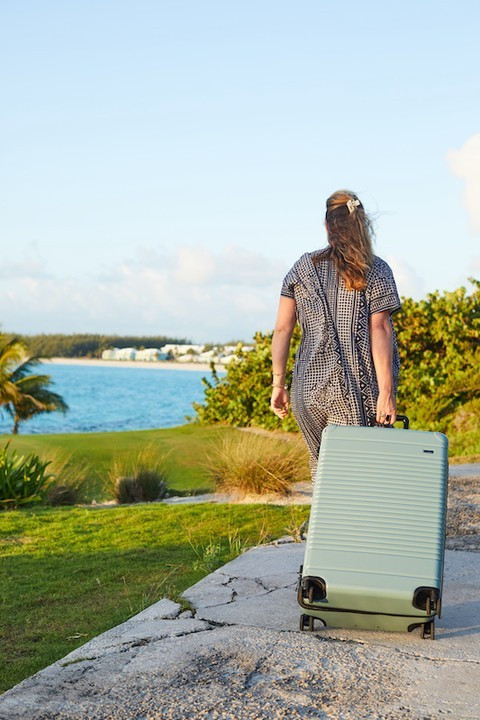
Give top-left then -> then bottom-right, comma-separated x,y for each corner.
369,309 -> 397,425
270,296 -> 297,419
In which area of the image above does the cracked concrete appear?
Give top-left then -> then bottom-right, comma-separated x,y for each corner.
0,539 -> 479,719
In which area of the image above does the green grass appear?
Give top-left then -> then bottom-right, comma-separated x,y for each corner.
0,502 -> 309,694
0,419 -> 475,696
0,422 -> 475,506
0,424 -> 238,502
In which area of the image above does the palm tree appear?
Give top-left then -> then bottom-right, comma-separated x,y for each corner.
0,336 -> 69,434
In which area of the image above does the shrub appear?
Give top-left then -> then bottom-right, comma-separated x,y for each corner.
190,328 -> 301,431
394,279 -> 480,433
115,471 -> 167,504
46,484 -> 80,505
42,450 -> 95,506
191,280 -> 480,457
203,429 -> 309,497
108,442 -> 171,504
0,440 -> 56,509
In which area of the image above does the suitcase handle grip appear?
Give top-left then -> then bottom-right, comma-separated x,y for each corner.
368,414 -> 409,429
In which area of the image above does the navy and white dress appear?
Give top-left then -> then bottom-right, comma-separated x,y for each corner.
280,251 -> 402,482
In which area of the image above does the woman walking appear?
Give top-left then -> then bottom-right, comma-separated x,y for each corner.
270,189 -> 402,483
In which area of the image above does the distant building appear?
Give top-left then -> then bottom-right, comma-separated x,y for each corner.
116,347 -> 137,360
176,353 -> 196,363
219,355 -> 239,364
101,348 -> 118,360
222,344 -> 254,355
160,344 -> 204,356
197,350 -> 216,362
100,342 -> 252,364
136,348 -> 166,361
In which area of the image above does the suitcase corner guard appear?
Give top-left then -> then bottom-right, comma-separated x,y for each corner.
297,574 -> 327,607
412,586 -> 441,616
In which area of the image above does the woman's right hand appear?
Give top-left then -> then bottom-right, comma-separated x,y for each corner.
376,391 -> 397,426
270,387 -> 290,419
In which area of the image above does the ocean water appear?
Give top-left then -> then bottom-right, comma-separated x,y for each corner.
0,363 -> 224,435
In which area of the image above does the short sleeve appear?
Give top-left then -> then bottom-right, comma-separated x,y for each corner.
367,259 -> 402,316
280,265 -> 297,299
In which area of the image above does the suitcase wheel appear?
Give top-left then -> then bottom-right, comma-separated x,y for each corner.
425,594 -> 441,619
436,596 -> 442,619
300,613 -> 317,632
421,619 -> 435,640
299,613 -> 315,631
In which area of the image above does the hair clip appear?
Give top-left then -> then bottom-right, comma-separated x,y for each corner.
346,198 -> 360,214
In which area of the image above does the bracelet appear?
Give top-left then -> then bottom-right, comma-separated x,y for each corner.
272,384 -> 289,390
272,372 -> 286,377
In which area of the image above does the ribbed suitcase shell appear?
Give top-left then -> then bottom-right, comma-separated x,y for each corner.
299,424 -> 448,633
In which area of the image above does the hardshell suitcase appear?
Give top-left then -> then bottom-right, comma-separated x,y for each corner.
297,418 -> 448,639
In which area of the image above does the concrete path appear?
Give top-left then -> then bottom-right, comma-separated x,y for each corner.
1,538 -> 479,720
83,465 -> 480,509
162,481 -> 314,506
161,464 -> 480,506
449,463 -> 480,477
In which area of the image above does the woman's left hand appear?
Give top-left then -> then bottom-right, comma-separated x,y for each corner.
270,387 -> 290,419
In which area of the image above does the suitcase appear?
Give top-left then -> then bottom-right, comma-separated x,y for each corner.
297,417 -> 448,639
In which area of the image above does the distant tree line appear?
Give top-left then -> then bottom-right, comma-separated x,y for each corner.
0,333 -> 192,359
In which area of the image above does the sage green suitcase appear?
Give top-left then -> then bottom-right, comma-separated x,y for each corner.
297,418 -> 448,639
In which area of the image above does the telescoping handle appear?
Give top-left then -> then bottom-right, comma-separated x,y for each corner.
368,414 -> 409,429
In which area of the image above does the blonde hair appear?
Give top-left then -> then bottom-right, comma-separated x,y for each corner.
313,189 -> 375,291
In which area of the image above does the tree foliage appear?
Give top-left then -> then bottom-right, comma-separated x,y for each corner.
192,280 -> 480,453
0,335 -> 69,434
0,332 -> 191,359
191,325 -> 301,431
394,278 -> 480,436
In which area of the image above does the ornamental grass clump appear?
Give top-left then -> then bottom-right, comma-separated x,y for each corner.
43,449 -> 95,506
108,442 -> 171,504
115,470 -> 168,504
204,430 -> 309,497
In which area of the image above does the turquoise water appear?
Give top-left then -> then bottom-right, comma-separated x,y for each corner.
0,363 -> 223,435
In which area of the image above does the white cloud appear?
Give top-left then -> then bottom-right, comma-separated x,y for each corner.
0,244 -> 52,280
0,244 -> 288,342
172,246 -> 216,285
385,255 -> 425,300
447,133 -> 480,233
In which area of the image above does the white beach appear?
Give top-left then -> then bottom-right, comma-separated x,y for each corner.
40,357 -> 225,372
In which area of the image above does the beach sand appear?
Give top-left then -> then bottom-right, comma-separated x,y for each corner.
40,357 -> 225,372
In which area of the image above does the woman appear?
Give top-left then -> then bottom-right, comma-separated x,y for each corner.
270,189 -> 402,483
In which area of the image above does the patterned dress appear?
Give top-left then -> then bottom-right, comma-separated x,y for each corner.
280,251 -> 402,483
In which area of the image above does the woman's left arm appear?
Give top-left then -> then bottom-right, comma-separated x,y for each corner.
270,296 -> 297,419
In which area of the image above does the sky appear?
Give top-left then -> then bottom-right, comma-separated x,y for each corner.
0,0 -> 479,343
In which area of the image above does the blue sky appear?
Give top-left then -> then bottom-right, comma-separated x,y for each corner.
1,0 -> 479,343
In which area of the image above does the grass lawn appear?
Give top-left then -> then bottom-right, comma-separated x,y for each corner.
0,421 -> 475,696
0,501 -> 310,694
0,424 -> 238,502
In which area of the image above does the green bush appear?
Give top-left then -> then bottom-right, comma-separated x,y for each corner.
191,280 -> 480,456
191,327 -> 301,431
0,440 -> 55,509
394,279 -> 480,432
